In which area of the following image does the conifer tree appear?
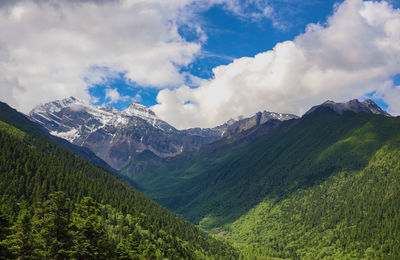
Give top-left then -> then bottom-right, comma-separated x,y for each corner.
0,209 -> 12,259
33,192 -> 73,259
2,209 -> 38,259
70,197 -> 112,259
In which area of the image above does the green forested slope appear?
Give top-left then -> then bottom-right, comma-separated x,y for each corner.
230,142 -> 400,258
0,120 -> 238,259
130,108 -> 400,258
0,101 -> 129,183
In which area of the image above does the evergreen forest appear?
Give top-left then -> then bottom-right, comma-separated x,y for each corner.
0,119 -> 238,259
127,108 -> 400,259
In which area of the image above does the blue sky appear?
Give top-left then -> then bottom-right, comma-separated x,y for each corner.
90,0 -> 343,110
2,0 -> 400,128
88,72 -> 159,109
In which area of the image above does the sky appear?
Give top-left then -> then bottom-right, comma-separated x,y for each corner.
0,0 -> 400,129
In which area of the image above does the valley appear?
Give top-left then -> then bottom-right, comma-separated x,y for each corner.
5,97 -> 398,258
2,0 -> 400,258
0,102 -> 238,259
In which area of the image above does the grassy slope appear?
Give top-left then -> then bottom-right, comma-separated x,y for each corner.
129,108 -> 400,258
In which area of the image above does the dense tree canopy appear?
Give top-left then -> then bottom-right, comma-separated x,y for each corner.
0,120 -> 239,259
129,109 -> 400,258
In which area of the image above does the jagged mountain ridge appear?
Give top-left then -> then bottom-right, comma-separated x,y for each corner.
0,100 -> 139,187
183,111 -> 298,138
221,110 -> 298,137
305,99 -> 391,116
0,110 -> 238,259
128,100 -> 398,258
29,97 -> 218,169
127,98 -> 393,221
29,96 -> 298,170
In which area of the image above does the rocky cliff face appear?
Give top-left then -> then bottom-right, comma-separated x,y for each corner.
29,97 -> 299,170
183,111 -> 298,138
220,111 -> 298,137
29,97 -> 218,169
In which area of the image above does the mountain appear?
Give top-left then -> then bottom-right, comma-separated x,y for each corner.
0,101 -> 123,178
220,111 -> 298,137
0,104 -> 239,259
29,97 -> 221,169
29,97 -> 297,171
129,100 -> 399,258
121,117 -> 291,179
184,111 -> 298,139
305,98 -> 391,116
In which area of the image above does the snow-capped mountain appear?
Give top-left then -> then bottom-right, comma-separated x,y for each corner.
30,96 -> 174,142
29,96 -> 299,170
183,111 -> 298,138
123,102 -> 175,132
219,111 -> 299,137
29,97 -> 219,169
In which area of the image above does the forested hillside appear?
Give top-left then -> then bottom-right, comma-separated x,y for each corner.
0,120 -> 238,259
130,108 -> 400,258
0,101 -> 124,180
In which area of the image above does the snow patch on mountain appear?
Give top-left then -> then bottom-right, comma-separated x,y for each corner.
31,96 -> 86,114
50,128 -> 79,143
29,96 -> 300,169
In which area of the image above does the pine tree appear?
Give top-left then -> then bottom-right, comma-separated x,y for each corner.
33,192 -> 73,259
0,119 -> 239,259
0,209 -> 12,260
2,209 -> 38,259
70,197 -> 112,259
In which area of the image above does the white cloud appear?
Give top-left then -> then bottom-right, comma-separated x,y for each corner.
104,88 -> 130,104
4,0 -> 400,130
0,0 -> 280,114
215,0 -> 274,19
152,0 -> 400,129
132,93 -> 142,103
384,86 -> 400,113
0,0 -> 201,113
202,0 -> 280,27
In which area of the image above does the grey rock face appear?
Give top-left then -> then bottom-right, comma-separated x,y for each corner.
220,111 -> 299,137
29,97 -> 217,169
305,99 -> 391,116
29,97 -> 299,170
183,111 -> 298,138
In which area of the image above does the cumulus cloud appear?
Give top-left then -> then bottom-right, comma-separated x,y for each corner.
132,93 -> 142,103
0,0 -> 120,8
0,0 -> 201,113
214,0 -> 274,20
3,0 -> 399,130
152,0 -> 400,129
0,0 -> 281,114
104,88 -> 130,104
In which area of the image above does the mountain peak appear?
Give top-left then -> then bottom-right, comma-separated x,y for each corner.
123,102 -> 157,119
57,96 -> 85,105
305,99 -> 391,117
126,101 -> 146,109
30,96 -> 86,115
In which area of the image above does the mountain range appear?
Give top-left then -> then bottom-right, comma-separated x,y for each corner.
29,97 -> 390,177
0,101 -> 238,259
125,100 -> 399,258
29,96 -> 298,170
0,101 -> 123,178
1,96 -> 399,259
